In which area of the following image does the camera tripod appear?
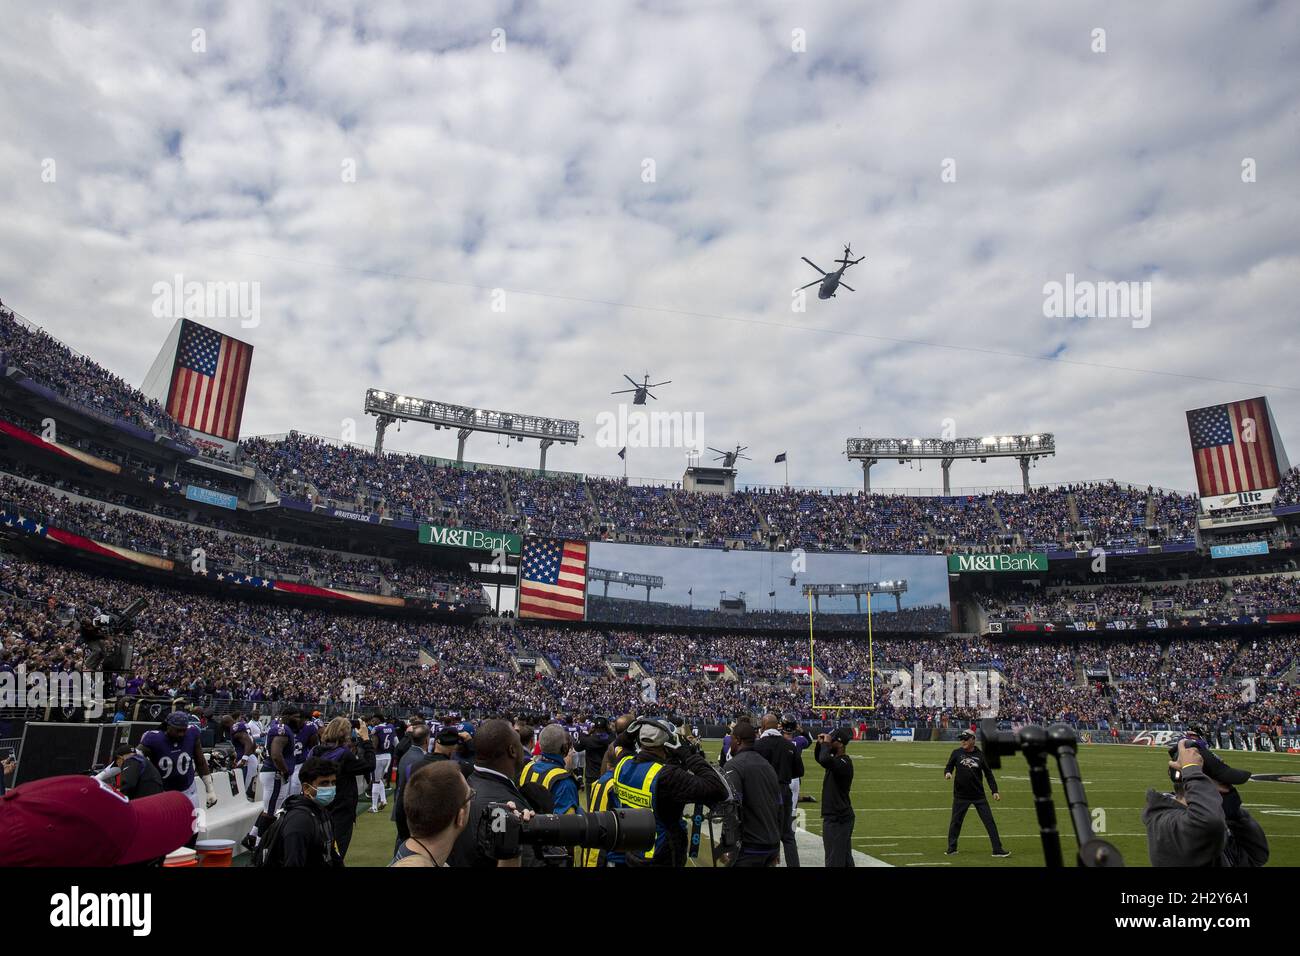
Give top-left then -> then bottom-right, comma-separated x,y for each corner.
978,720 -> 1123,867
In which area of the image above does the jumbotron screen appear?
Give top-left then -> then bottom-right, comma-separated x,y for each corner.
584,541 -> 951,632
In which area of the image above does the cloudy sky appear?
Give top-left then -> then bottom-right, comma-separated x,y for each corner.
2,1 -> 1297,494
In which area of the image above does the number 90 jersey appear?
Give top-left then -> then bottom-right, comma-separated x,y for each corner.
139,726 -> 202,792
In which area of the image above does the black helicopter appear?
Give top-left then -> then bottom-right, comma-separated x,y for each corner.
612,372 -> 671,405
708,444 -> 751,468
798,243 -> 865,299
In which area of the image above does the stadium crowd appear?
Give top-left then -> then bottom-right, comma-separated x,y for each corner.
0,473 -> 481,602
2,551 -> 1295,730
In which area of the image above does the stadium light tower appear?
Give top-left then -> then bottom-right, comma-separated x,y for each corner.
802,580 -> 908,614
364,388 -> 580,471
588,567 -> 665,602
845,434 -> 1055,494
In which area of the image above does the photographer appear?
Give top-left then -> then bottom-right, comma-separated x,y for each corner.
1142,739 -> 1269,867
580,745 -> 625,867
79,615 -> 113,671
449,718 -> 541,867
519,723 -> 582,816
614,716 -> 726,867
308,716 -> 374,859
815,727 -> 855,867
721,720 -> 784,867
577,717 -> 615,796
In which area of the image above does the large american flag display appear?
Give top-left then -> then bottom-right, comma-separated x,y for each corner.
165,319 -> 253,441
1186,397 -> 1282,497
518,538 -> 588,621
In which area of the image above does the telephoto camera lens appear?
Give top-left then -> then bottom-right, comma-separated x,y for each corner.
521,808 -> 656,852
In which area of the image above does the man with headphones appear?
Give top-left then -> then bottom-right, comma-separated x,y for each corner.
613,716 -> 727,867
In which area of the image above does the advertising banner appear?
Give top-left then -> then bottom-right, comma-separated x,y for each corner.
947,552 -> 1048,573
185,485 -> 238,510
1201,488 -> 1278,512
419,523 -> 521,554
1210,540 -> 1270,559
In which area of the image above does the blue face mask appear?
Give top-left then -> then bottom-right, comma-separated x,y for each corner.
312,785 -> 336,806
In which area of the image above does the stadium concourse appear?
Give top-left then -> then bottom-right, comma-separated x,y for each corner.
1,302 -> 1299,870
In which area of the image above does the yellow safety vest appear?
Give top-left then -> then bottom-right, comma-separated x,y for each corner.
519,759 -> 574,800
614,754 -> 667,861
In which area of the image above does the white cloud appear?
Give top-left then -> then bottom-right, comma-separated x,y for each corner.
1,0 -> 1297,494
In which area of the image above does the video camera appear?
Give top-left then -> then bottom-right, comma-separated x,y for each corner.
87,597 -> 149,636
476,802 -> 656,862
1166,729 -> 1252,791
978,719 -> 1123,867
80,597 -> 147,672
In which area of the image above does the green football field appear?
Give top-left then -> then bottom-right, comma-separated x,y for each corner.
340,742 -> 1300,868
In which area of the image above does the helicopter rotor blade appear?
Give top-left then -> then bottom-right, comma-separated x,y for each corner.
624,375 -> 640,387
801,257 -> 827,275
611,388 -> 636,395
839,282 -> 856,293
648,380 -> 671,388
796,279 -> 821,291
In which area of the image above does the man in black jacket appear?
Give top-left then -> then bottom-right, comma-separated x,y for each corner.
99,744 -> 166,800
448,719 -> 541,868
266,757 -> 343,867
944,730 -> 1008,857
754,713 -> 804,867
577,717 -> 615,797
1142,739 -> 1269,866
392,725 -> 472,849
721,720 -> 784,866
815,726 -> 855,867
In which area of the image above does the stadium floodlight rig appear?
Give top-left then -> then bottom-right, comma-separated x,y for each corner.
364,388 -> 580,471
845,433 -> 1055,494
802,580 -> 908,614
588,567 -> 664,601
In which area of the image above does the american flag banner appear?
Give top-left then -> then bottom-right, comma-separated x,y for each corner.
1186,397 -> 1283,497
165,319 -> 253,441
518,539 -> 588,621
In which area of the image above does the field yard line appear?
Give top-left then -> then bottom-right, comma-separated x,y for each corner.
843,832 -> 1300,839
851,806 -> 1147,811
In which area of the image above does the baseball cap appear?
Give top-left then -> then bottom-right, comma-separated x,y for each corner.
0,776 -> 195,866
958,729 -> 977,740
435,727 -> 462,747
830,726 -> 853,745
634,717 -> 675,749
164,712 -> 190,729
